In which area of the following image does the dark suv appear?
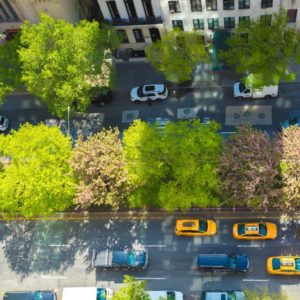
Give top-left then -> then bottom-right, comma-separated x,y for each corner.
197,253 -> 249,272
3,291 -> 56,300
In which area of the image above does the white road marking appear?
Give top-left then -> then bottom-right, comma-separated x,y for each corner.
142,245 -> 167,247
242,279 -> 269,282
136,277 -> 165,280
237,245 -> 262,248
41,275 -> 67,279
48,244 -> 69,247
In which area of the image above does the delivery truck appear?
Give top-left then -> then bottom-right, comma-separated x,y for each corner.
62,287 -> 113,300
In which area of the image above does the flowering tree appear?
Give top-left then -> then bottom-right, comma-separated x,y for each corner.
275,126 -> 300,210
70,128 -> 130,209
219,126 -> 281,210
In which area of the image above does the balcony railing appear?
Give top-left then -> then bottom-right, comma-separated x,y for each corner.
105,16 -> 163,26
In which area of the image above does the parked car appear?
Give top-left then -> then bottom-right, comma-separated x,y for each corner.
3,290 -> 56,300
267,256 -> 300,275
175,218 -> 217,236
280,117 -> 300,129
62,287 -> 113,300
91,90 -> 113,106
232,222 -> 277,240
0,115 -> 9,132
130,84 -> 168,102
92,249 -> 148,270
197,253 -> 249,272
146,291 -> 184,300
202,291 -> 245,300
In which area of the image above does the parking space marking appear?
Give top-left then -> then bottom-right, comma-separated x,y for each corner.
242,279 -> 269,282
237,245 -> 262,247
135,277 -> 165,280
142,245 -> 167,247
41,275 -> 67,279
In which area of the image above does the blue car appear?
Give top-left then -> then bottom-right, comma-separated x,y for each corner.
197,253 -> 249,272
280,117 -> 300,129
3,291 -> 56,300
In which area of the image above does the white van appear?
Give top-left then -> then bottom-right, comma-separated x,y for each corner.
62,287 -> 113,300
146,291 -> 184,300
203,291 -> 245,300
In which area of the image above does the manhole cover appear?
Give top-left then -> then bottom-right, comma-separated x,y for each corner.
184,108 -> 191,115
258,112 -> 266,119
233,113 -> 240,119
127,113 -> 134,120
243,111 -> 251,118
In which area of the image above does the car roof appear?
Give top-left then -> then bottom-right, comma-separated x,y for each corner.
176,219 -> 199,229
197,254 -> 230,267
143,84 -> 165,94
4,291 -> 55,300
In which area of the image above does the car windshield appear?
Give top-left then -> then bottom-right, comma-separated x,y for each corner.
237,224 -> 245,235
128,251 -> 136,266
227,292 -> 236,300
289,118 -> 299,126
239,83 -> 246,92
258,223 -> 267,236
96,288 -> 107,300
0,116 -> 4,125
295,259 -> 300,271
272,258 -> 281,270
34,292 -> 43,300
199,220 -> 208,232
229,254 -> 237,269
167,292 -> 176,300
137,86 -> 144,97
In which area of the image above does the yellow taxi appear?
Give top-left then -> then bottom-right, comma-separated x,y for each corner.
267,256 -> 300,275
175,218 -> 217,236
232,222 -> 277,240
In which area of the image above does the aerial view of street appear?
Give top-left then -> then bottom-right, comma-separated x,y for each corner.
0,1 -> 300,300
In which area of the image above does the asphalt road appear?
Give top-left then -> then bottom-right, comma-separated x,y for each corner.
1,216 -> 300,299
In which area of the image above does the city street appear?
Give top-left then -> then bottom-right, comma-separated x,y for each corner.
0,214 -> 300,299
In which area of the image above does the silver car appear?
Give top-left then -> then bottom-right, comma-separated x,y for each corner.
0,115 -> 9,132
130,84 -> 168,102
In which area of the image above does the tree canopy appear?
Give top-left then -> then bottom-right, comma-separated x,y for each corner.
112,275 -> 150,300
219,126 -> 281,210
145,29 -> 209,83
70,128 -> 131,209
244,287 -> 288,300
220,9 -> 300,88
0,123 -> 75,218
123,119 -> 222,210
18,13 -> 120,117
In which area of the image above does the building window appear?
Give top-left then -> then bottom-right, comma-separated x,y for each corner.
124,0 -> 137,18
117,30 -> 129,43
190,0 -> 202,11
239,16 -> 250,24
133,29 -> 145,42
223,0 -> 234,10
193,19 -> 204,29
142,0 -> 155,18
207,18 -> 219,30
0,0 -> 19,21
261,0 -> 272,8
224,17 -> 235,28
172,20 -> 184,30
261,14 -> 272,25
239,0 -> 250,9
106,1 -> 120,19
287,9 -> 297,23
169,1 -> 181,13
206,0 -> 217,10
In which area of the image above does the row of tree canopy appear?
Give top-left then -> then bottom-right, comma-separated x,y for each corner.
112,275 -> 288,300
1,9 -> 300,118
0,119 -> 299,218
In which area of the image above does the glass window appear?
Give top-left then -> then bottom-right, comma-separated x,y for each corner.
206,0 -> 217,10
261,0 -> 272,8
124,0 -> 137,18
223,0 -> 234,10
199,220 -> 208,232
169,1 -> 181,13
172,20 -> 184,30
239,0 -> 250,8
133,29 -> 145,42
239,16 -> 250,24
237,224 -> 245,235
106,1 -> 120,19
259,223 -> 267,236
207,18 -> 219,30
190,0 -> 202,11
224,17 -> 235,28
260,14 -> 272,25
287,9 -> 297,23
193,19 -> 204,29
117,30 -> 129,43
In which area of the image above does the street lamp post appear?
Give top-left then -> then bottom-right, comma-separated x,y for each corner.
67,106 -> 70,135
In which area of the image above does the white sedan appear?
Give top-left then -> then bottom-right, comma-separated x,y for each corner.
0,115 -> 9,132
130,84 -> 168,102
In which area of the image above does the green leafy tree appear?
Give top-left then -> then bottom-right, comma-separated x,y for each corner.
0,123 -> 75,218
219,126 -> 282,210
275,126 -> 300,210
0,34 -> 22,103
145,29 -> 209,83
18,13 -> 120,117
244,287 -> 288,300
70,128 -> 131,209
113,275 -> 150,300
220,9 -> 300,88
123,119 -> 222,210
